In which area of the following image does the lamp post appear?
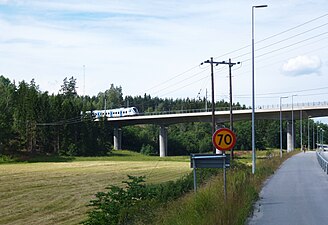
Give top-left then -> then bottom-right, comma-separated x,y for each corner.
313,123 -> 315,150
300,110 -> 303,151
321,129 -> 325,150
280,96 -> 288,158
308,116 -> 311,151
317,125 -> 320,150
291,95 -> 297,151
252,4 -> 268,174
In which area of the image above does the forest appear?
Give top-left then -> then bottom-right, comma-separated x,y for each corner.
0,75 -> 326,157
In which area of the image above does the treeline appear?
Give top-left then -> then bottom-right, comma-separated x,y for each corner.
0,75 -> 326,157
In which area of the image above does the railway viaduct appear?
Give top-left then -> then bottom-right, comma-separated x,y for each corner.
105,102 -> 328,157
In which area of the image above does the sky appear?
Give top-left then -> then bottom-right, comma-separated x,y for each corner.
0,0 -> 328,122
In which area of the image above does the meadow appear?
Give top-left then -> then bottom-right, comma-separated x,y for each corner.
0,149 -> 297,225
0,151 -> 191,225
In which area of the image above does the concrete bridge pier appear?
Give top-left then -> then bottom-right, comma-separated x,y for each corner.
159,125 -> 168,157
114,127 -> 122,150
287,120 -> 295,152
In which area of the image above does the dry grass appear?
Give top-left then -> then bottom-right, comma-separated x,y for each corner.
0,158 -> 190,225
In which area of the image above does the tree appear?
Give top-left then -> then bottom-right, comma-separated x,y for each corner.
60,76 -> 77,98
0,76 -> 15,153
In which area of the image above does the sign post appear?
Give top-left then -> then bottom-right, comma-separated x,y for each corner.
190,128 -> 236,197
190,154 -> 230,192
212,128 -> 236,200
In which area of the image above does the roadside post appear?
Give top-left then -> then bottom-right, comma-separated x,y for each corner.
191,154 -> 230,192
212,128 -> 236,200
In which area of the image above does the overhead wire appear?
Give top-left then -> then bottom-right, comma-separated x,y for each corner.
36,117 -> 83,126
152,67 -> 209,97
146,13 -> 328,98
36,14 -> 328,126
230,26 -> 328,64
232,36 -> 328,78
213,13 -> 328,61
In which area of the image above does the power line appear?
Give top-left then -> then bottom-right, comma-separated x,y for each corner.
140,65 -> 202,94
145,13 -> 328,98
213,13 -> 328,61
151,68 -> 209,96
36,116 -> 85,126
257,13 -> 328,44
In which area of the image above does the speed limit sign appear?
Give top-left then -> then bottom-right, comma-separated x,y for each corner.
212,128 -> 236,151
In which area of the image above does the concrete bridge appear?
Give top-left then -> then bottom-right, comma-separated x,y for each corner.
106,102 -> 328,157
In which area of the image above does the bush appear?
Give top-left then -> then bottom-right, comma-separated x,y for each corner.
83,175 -> 156,225
84,169 -> 221,225
140,144 -> 156,155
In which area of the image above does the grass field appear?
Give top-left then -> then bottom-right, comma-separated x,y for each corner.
0,151 -> 191,225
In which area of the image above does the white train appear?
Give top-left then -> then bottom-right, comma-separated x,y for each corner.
84,107 -> 139,120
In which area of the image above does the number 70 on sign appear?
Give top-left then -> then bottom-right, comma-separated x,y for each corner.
212,128 -> 236,151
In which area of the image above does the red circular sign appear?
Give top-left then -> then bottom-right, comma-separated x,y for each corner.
212,128 -> 236,151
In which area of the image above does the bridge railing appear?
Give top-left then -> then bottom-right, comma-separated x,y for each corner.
142,106 -> 248,116
258,101 -> 328,110
316,150 -> 328,175
140,101 -> 328,116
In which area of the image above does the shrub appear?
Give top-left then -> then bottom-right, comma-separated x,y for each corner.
83,175 -> 156,225
84,169 -> 220,225
140,144 -> 155,155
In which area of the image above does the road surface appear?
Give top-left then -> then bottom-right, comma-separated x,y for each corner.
248,151 -> 328,225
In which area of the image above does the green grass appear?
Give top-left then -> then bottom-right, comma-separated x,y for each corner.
0,150 -> 190,164
0,150 -> 191,225
1,150 -> 298,225
151,150 -> 298,225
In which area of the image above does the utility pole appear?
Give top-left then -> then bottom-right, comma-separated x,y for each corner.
216,59 -> 240,159
201,57 -> 217,154
201,57 -> 240,155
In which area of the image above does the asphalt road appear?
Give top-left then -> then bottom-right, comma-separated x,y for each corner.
248,151 -> 328,225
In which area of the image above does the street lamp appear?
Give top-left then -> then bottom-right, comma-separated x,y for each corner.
308,116 -> 311,151
317,125 -> 320,150
321,129 -> 325,150
291,95 -> 297,151
300,110 -> 303,151
252,4 -> 268,174
313,123 -> 315,150
280,96 -> 288,158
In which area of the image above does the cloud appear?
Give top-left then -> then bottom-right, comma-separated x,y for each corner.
282,55 -> 322,76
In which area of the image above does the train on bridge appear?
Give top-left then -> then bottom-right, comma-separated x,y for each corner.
84,107 -> 139,120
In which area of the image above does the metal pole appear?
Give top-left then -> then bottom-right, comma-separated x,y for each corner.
308,117 -> 310,151
280,97 -> 288,157
280,99 -> 282,158
223,154 -> 227,202
291,95 -> 297,151
321,129 -> 324,150
251,4 -> 267,174
317,125 -> 320,150
313,123 -> 315,150
291,95 -> 294,151
193,156 -> 197,192
300,110 -> 303,151
251,6 -> 256,174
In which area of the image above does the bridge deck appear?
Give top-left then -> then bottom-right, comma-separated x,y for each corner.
105,103 -> 328,126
